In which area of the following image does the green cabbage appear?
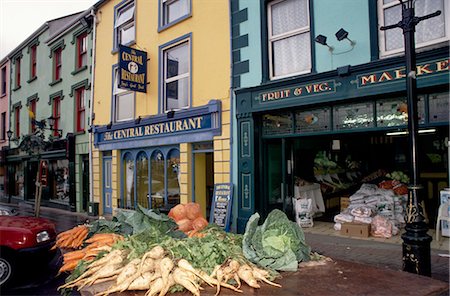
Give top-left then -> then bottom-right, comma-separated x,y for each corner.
243,209 -> 310,271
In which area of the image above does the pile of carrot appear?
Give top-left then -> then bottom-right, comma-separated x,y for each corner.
53,225 -> 89,250
58,232 -> 124,273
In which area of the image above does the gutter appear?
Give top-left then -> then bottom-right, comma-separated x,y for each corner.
45,10 -> 91,45
88,7 -> 97,204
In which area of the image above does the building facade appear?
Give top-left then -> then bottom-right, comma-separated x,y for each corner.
6,11 -> 94,211
232,0 -> 449,232
0,58 -> 10,196
91,0 -> 232,218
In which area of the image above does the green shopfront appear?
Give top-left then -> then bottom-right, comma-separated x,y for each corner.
235,48 -> 449,233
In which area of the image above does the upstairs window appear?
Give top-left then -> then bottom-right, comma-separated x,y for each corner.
161,0 -> 191,28
14,106 -> 20,138
77,33 -> 88,69
52,96 -> 61,136
1,112 -> 5,140
113,68 -> 134,122
379,0 -> 448,56
114,1 -> 135,48
268,0 -> 311,79
15,57 -> 21,88
53,48 -> 62,81
29,99 -> 37,133
1,66 -> 6,96
162,39 -> 190,112
75,87 -> 86,132
30,45 -> 37,79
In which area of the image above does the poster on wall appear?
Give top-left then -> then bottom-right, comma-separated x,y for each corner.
118,45 -> 147,93
210,183 -> 233,232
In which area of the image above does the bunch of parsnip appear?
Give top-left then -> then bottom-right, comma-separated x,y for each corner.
59,245 -> 281,296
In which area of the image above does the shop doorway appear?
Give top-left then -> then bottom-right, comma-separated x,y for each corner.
25,161 -> 38,201
81,155 -> 89,212
192,142 -> 214,220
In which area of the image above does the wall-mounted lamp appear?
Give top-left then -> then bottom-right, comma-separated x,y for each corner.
135,116 -> 142,124
167,110 -> 175,119
335,28 -> 356,46
106,121 -> 113,129
314,34 -> 334,51
47,116 -> 63,137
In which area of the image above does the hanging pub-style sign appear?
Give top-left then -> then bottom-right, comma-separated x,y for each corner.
118,45 -> 147,93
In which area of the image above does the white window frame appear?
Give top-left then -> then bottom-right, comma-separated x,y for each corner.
378,0 -> 450,57
268,0 -> 311,80
160,0 -> 191,28
162,39 -> 191,113
113,68 -> 135,122
114,1 -> 136,49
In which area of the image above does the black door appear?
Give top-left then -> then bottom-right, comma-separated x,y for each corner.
82,155 -> 89,211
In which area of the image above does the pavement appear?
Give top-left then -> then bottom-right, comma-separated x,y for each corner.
1,201 -> 449,295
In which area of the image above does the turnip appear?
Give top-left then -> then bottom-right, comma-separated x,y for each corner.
237,265 -> 260,288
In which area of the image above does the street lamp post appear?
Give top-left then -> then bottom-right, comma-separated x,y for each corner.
6,129 -> 13,204
380,0 -> 441,276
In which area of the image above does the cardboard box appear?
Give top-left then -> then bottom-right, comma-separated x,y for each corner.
340,196 -> 350,211
341,222 -> 371,238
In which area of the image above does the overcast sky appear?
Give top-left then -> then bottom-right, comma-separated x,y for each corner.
0,0 -> 98,60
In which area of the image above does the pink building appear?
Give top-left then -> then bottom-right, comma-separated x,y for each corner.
0,58 -> 10,196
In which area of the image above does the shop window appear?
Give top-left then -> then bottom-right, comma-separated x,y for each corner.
14,106 -> 20,138
429,92 -> 449,123
378,0 -> 448,56
114,1 -> 135,49
376,97 -> 425,128
123,152 -> 135,209
295,108 -> 331,133
29,99 -> 37,133
50,160 -> 70,202
75,87 -> 86,132
151,150 -> 165,209
136,152 -> 149,208
333,102 -> 374,130
268,0 -> 311,79
262,112 -> 294,135
53,47 -> 62,82
30,45 -> 37,79
76,33 -> 88,69
167,149 -> 180,206
52,96 -> 61,136
161,38 -> 190,112
113,67 -> 134,122
15,57 -> 21,88
160,0 -> 191,29
1,66 -> 6,96
14,163 -> 25,198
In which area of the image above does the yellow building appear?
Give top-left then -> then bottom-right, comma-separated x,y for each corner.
91,0 -> 231,219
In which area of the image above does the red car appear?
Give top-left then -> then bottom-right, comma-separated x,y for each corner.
0,215 -> 57,287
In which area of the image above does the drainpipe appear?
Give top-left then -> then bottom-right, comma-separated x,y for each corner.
88,7 -> 97,205
228,0 -> 235,231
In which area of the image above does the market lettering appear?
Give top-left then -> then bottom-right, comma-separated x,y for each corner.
261,89 -> 291,102
359,59 -> 449,86
121,68 -> 145,84
121,52 -> 143,65
104,117 -> 205,141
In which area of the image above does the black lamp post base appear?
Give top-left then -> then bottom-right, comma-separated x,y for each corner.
402,222 -> 432,276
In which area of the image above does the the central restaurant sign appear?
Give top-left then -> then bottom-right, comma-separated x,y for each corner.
257,79 -> 337,103
119,45 -> 147,93
100,115 -> 211,142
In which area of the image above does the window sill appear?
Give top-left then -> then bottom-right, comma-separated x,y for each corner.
0,93 -> 6,98
27,76 -> 37,84
74,130 -> 86,135
71,66 -> 87,76
12,85 -> 21,91
111,41 -> 136,54
49,78 -> 62,86
158,14 -> 192,33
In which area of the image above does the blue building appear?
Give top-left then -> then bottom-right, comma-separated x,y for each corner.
231,0 -> 449,232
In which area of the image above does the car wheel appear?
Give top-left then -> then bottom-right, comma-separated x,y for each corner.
0,255 -> 14,287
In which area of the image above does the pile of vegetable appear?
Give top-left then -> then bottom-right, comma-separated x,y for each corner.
57,205 -> 313,296
168,203 -> 209,237
59,245 -> 280,296
53,225 -> 90,250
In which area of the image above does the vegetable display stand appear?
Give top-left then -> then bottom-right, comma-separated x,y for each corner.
79,260 -> 448,296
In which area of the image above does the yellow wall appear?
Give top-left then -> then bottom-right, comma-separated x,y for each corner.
93,0 -> 231,211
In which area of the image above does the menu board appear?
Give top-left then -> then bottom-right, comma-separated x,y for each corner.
210,183 -> 233,232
